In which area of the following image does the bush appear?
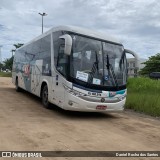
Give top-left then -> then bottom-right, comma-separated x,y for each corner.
125,77 -> 160,117
0,72 -> 12,77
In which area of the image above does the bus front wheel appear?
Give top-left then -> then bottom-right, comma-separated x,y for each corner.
41,85 -> 51,109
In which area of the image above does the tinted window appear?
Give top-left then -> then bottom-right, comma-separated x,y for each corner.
53,31 -> 63,67
25,44 -> 36,62
14,35 -> 51,76
57,44 -> 69,77
31,40 -> 41,60
40,35 -> 51,76
17,47 -> 27,62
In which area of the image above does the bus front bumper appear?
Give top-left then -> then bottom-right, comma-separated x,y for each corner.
64,91 -> 126,112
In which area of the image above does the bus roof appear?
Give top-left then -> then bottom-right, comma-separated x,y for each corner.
19,25 -> 122,50
50,25 -> 121,44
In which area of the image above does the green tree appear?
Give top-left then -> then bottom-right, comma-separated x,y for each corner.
11,49 -> 16,57
11,43 -> 23,57
3,57 -> 14,70
4,43 -> 24,70
0,62 -> 3,71
13,43 -> 24,49
139,53 -> 160,75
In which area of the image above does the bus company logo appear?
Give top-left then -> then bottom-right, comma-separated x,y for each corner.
109,92 -> 116,97
101,98 -> 105,103
23,65 -> 30,75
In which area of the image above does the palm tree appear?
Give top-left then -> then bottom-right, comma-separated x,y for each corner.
13,43 -> 24,49
11,49 -> 16,57
11,43 -> 24,57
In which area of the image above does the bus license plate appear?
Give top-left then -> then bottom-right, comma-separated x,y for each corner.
96,105 -> 107,110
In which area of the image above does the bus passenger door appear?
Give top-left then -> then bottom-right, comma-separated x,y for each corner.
52,74 -> 65,108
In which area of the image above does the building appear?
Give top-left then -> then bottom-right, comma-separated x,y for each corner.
127,58 -> 147,77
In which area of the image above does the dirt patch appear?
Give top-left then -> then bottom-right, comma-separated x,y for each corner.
0,77 -> 160,160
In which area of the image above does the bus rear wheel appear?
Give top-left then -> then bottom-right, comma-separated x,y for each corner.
41,85 -> 51,109
15,78 -> 21,92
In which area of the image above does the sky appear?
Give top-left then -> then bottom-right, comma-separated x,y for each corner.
0,0 -> 160,61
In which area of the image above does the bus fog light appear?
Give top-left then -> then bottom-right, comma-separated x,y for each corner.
68,100 -> 73,106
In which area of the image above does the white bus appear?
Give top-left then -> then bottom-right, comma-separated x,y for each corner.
12,25 -> 137,112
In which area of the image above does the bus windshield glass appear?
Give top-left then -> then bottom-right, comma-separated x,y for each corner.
70,34 -> 127,87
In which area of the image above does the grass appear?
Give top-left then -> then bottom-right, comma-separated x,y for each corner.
0,71 -> 159,117
125,77 -> 160,117
0,72 -> 12,77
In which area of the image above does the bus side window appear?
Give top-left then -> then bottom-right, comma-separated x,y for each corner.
40,35 -> 51,76
57,44 -> 68,77
53,31 -> 64,67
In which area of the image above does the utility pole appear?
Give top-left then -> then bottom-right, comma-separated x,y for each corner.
0,45 -> 2,63
38,12 -> 47,34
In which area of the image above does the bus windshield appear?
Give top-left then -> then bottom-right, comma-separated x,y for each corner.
70,34 -> 127,87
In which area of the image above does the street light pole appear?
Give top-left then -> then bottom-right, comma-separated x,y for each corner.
0,45 -> 2,63
38,12 -> 47,34
42,15 -> 43,34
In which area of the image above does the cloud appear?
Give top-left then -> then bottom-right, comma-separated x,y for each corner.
0,0 -> 160,60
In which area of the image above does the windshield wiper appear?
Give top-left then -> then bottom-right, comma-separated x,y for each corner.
95,52 -> 99,71
106,54 -> 119,88
87,52 -> 99,84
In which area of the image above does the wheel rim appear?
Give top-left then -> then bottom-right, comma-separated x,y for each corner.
43,87 -> 48,105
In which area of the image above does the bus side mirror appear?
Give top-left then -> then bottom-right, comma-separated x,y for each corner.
125,49 -> 139,77
124,49 -> 139,68
59,34 -> 72,56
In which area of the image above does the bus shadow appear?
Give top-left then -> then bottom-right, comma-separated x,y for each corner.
9,87 -> 119,120
49,104 -> 118,119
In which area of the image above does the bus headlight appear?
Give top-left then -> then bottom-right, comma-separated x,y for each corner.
117,95 -> 126,101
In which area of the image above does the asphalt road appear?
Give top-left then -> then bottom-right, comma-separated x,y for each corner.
0,77 -> 160,160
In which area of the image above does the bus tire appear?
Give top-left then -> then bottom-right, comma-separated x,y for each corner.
41,84 -> 51,109
15,78 -> 21,92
